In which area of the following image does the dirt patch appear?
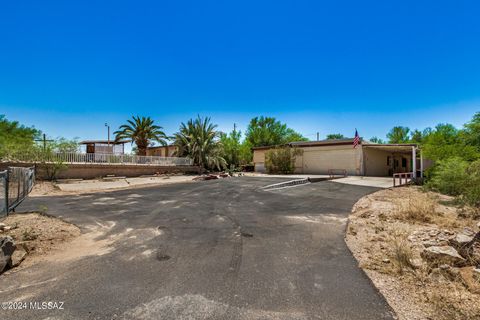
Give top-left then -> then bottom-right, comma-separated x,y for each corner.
29,181 -> 66,197
0,212 -> 81,270
346,187 -> 480,320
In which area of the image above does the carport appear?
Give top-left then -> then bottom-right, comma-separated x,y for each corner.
362,143 -> 424,178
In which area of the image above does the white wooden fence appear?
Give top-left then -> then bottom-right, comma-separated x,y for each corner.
10,152 -> 193,166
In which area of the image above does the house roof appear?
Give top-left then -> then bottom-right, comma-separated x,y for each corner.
79,140 -> 130,145
363,143 -> 418,153
252,138 -> 360,150
289,138 -> 359,147
252,139 -> 419,151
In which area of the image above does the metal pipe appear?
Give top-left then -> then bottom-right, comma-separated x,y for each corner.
412,146 -> 417,179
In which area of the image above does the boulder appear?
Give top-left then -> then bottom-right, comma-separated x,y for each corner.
0,236 -> 15,273
408,228 -> 455,248
421,245 -> 466,266
11,248 -> 27,267
450,233 -> 474,248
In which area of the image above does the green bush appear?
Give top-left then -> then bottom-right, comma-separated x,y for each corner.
465,160 -> 480,207
427,157 -> 480,208
427,157 -> 469,196
265,147 -> 302,174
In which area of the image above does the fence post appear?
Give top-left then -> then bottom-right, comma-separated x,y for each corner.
5,170 -> 9,216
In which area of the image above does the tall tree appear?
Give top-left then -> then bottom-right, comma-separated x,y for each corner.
422,123 -> 478,162
174,116 -> 226,171
326,133 -> 345,140
409,129 -> 424,144
386,126 -> 410,143
0,115 -> 40,158
245,116 -> 307,147
369,136 -> 386,144
219,125 -> 252,168
114,116 -> 167,156
462,111 -> 480,148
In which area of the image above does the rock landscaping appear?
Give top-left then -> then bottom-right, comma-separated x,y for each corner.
346,187 -> 480,320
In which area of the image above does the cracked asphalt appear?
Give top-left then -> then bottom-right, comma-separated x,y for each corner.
0,177 -> 395,320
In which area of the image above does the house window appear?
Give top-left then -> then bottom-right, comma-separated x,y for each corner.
402,157 -> 407,168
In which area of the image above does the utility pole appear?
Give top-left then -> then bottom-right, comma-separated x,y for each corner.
35,134 -> 54,152
105,123 -> 110,146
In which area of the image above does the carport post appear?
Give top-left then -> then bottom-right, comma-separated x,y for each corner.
412,146 -> 417,179
420,149 -> 424,178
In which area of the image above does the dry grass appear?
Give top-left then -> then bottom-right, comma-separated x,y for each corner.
347,186 -> 480,320
394,193 -> 438,223
390,232 -> 416,275
429,286 -> 480,320
393,191 -> 476,229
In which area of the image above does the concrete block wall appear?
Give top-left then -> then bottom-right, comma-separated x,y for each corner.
0,162 -> 200,180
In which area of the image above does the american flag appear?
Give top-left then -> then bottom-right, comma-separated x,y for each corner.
353,129 -> 360,148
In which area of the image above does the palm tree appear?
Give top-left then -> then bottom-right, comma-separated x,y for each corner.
114,116 -> 167,156
174,116 -> 226,171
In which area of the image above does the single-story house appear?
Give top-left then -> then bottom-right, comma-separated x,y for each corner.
80,140 -> 128,155
252,138 -> 431,177
146,145 -> 178,157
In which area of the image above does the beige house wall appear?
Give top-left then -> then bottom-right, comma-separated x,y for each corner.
252,145 -> 363,175
146,146 -> 178,157
298,145 -> 362,175
253,149 -> 267,172
363,148 -> 391,176
252,144 -> 426,177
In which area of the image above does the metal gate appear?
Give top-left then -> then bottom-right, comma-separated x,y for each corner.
0,167 -> 35,218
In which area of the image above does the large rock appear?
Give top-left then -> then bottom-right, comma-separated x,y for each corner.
450,233 -> 474,248
0,236 -> 15,273
11,248 -> 27,267
408,228 -> 455,248
421,245 -> 466,266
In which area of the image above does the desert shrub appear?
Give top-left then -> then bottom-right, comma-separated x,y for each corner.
427,158 -> 480,208
265,147 -> 302,174
427,157 -> 469,196
390,232 -> 416,274
394,193 -> 438,223
464,160 -> 480,207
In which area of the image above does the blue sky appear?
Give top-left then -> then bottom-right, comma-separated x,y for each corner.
1,0 -> 479,149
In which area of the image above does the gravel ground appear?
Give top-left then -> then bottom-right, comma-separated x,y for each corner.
346,187 -> 480,320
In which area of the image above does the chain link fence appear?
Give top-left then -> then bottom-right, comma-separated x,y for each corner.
0,167 -> 35,218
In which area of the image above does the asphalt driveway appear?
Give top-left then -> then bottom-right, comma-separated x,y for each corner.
0,177 -> 395,320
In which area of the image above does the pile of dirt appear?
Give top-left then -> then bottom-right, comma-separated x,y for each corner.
29,181 -> 65,197
0,212 -> 80,271
192,173 -> 231,180
346,187 -> 480,320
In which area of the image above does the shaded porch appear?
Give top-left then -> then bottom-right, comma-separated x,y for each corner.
362,144 -> 426,178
